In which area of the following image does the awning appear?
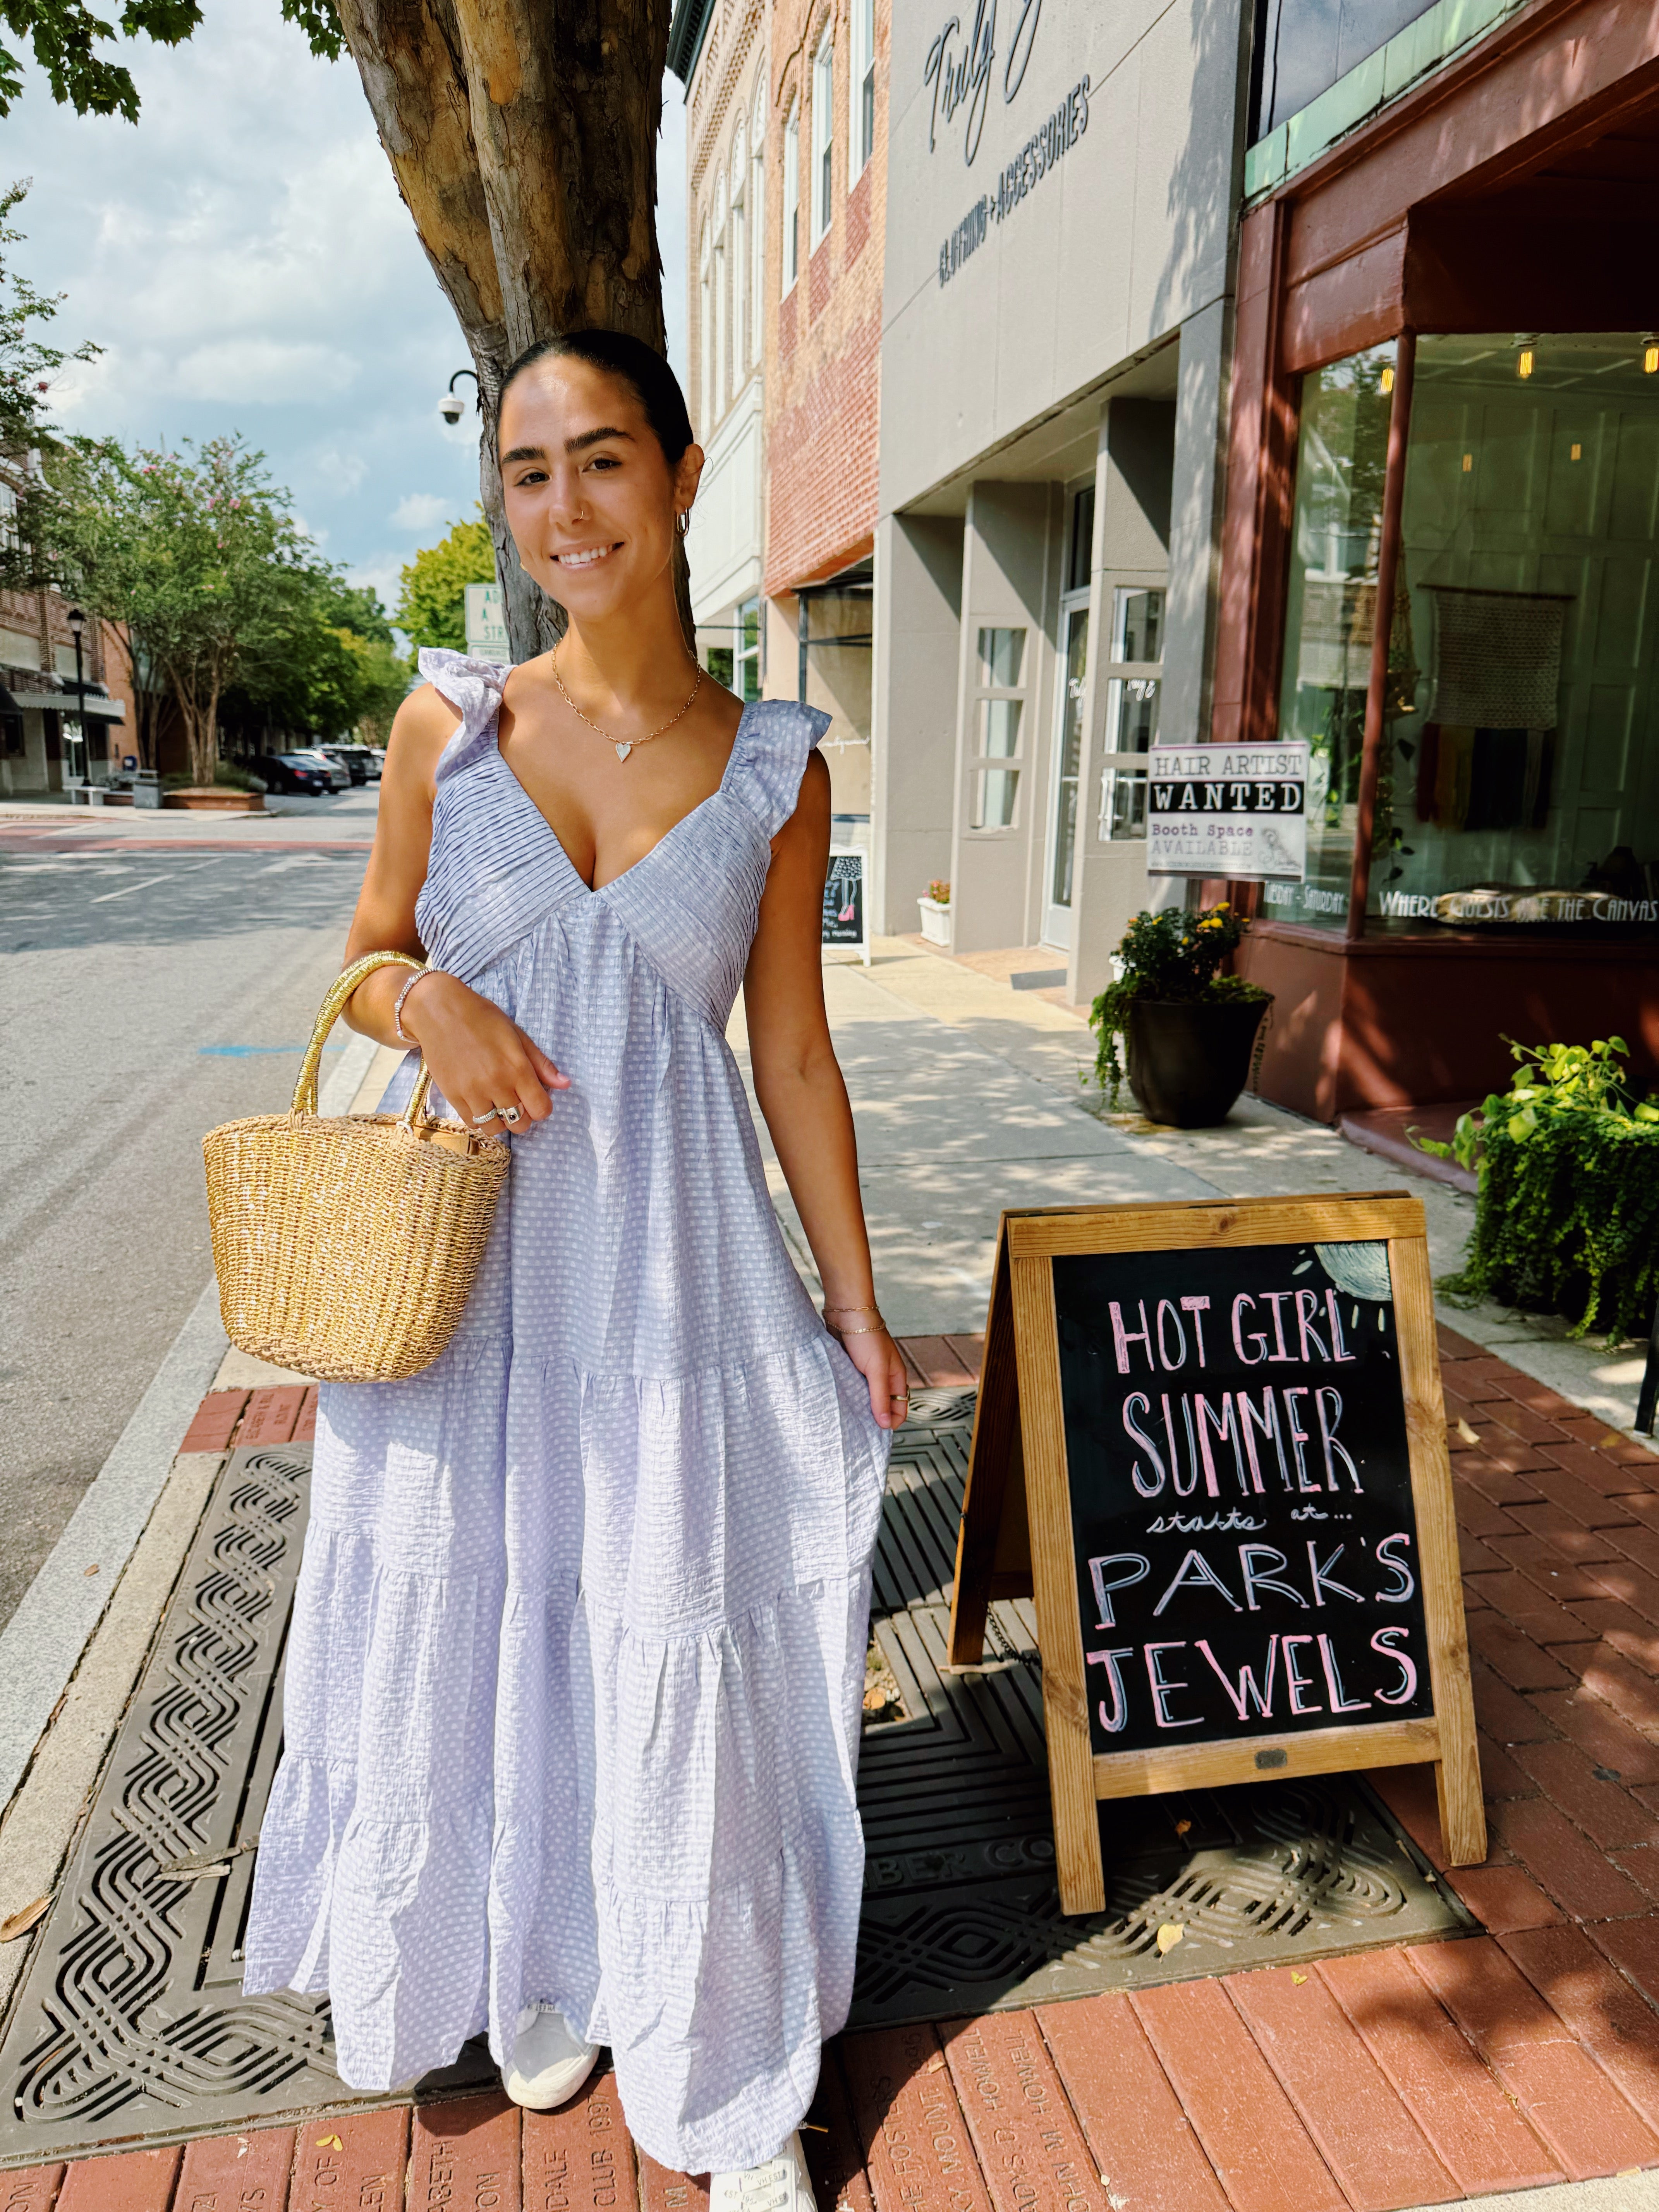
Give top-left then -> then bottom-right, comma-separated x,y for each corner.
7,691 -> 126,721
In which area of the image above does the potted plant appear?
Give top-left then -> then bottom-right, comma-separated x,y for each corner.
1415,1035 -> 1659,1343
917,878 -> 951,946
1088,903 -> 1273,1127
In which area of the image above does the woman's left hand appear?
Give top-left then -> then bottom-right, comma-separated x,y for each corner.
835,1324 -> 911,1431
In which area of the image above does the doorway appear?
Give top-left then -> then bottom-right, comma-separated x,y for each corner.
1042,598 -> 1091,948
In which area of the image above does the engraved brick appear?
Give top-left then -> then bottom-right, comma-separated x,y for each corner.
0,2169 -> 65,2212
237,1384 -> 307,1446
524,2068 -> 636,2212
637,2152 -> 710,2212
842,2022 -> 995,2212
1038,1992 -> 1230,2212
941,2010 -> 1111,2212
176,2127 -> 295,2210
410,2091 -> 521,2211
291,2106 -> 407,2211
293,1384 -> 320,1444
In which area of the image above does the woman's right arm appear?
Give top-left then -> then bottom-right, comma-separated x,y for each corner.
338,684 -> 567,1130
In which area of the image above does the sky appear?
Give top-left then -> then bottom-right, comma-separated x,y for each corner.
4,0 -> 689,618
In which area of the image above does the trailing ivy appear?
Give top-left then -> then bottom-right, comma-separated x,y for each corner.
1416,1037 -> 1659,1343
1087,903 -> 1271,1109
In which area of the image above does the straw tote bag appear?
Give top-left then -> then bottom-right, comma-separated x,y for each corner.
202,951 -> 510,1383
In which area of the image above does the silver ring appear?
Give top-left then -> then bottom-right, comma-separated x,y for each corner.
470,1108 -> 501,1125
500,1105 -> 523,1125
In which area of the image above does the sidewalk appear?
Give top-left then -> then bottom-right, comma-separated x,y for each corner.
4,938 -> 1659,2210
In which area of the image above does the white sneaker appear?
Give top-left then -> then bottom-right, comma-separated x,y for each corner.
502,2005 -> 599,2111
710,2132 -> 819,2212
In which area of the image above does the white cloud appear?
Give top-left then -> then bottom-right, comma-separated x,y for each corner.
391,491 -> 453,533
4,1 -> 689,607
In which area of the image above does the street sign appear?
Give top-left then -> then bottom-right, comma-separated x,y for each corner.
1147,743 -> 1309,881
464,581 -> 508,662
823,849 -> 870,966
947,1192 -> 1483,1913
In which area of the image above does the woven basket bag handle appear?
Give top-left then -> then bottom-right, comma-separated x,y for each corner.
293,952 -> 438,1128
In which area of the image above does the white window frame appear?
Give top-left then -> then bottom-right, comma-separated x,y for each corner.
782,103 -> 800,292
811,27 -> 833,246
751,88 -> 767,359
849,0 -> 874,180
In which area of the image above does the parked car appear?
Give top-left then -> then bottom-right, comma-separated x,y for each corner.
251,752 -> 334,796
318,744 -> 370,787
291,749 -> 350,792
367,749 -> 386,780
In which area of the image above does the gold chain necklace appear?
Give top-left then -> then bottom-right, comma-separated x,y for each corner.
550,646 -> 702,763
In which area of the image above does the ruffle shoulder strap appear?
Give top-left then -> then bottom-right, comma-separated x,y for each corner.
417,647 -> 509,785
726,699 -> 832,838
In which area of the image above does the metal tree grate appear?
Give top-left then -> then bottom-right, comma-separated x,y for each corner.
0,1403 -> 1473,2166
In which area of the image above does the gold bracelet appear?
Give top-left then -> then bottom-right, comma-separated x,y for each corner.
824,1302 -> 880,1318
826,1314 -> 887,1337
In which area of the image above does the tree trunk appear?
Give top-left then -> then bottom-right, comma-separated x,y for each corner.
331,0 -> 692,666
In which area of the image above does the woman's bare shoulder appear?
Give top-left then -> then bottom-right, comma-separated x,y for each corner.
382,681 -> 463,794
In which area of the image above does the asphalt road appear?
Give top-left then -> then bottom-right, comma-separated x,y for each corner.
0,792 -> 376,1628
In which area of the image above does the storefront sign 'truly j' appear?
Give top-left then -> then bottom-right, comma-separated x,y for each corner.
924,0 -> 1044,167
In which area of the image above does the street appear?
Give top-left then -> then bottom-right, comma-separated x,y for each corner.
0,796 -> 373,1627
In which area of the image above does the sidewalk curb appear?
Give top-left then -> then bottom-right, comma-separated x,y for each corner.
0,1024 -> 376,1818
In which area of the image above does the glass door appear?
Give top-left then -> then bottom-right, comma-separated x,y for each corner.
1043,599 -> 1090,948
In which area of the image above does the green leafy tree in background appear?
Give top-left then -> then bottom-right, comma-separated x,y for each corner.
0,179 -> 96,453
0,0 -> 338,118
394,512 -> 494,654
2,0 -> 678,665
19,432 -> 321,781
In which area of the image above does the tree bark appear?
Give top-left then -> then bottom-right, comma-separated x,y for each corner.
331,0 -> 692,665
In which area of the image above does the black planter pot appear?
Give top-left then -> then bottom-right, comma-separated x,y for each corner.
1125,995 -> 1271,1128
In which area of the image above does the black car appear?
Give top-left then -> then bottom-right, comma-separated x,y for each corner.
319,745 -> 370,786
252,752 -> 334,795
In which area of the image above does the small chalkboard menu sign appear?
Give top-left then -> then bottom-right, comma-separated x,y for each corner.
823,850 -> 869,964
947,1192 -> 1484,1915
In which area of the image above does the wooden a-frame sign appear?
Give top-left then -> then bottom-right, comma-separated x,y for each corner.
946,1192 -> 1486,1916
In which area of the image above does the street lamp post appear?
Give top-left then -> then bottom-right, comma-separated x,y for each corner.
66,606 -> 89,788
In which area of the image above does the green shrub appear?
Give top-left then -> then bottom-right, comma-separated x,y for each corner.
1416,1036 -> 1659,1341
160,761 -> 267,792
1087,903 -> 1271,1108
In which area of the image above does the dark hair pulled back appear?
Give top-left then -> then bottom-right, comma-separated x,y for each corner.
498,330 -> 693,466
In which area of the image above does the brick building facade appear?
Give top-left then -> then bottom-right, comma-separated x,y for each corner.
673,0 -> 888,820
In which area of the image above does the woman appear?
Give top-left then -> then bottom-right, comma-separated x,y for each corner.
242,331 -> 906,2202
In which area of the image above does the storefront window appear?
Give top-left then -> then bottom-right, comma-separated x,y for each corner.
1373,333 -> 1659,933
971,625 -> 1026,830
1271,342 -> 1396,928
1096,586 -> 1164,841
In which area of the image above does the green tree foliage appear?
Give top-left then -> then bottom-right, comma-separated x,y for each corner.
394,511 -> 494,654
0,0 -> 338,119
1,180 -> 96,452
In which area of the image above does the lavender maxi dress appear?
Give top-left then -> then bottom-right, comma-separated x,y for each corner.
242,650 -> 890,2172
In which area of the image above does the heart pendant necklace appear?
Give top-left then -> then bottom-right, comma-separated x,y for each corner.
551,646 -> 702,763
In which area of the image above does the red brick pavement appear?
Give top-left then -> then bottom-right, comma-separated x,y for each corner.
27,1325 -> 1659,2208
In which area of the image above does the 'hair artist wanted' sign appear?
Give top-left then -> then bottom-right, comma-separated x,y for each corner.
1147,743 -> 1309,881
1054,1237 -> 1430,1759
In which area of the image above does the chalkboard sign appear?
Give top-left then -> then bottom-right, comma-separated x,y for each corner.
948,1193 -> 1483,1915
823,850 -> 869,964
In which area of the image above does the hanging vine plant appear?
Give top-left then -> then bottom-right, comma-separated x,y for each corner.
1415,1036 -> 1659,1342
